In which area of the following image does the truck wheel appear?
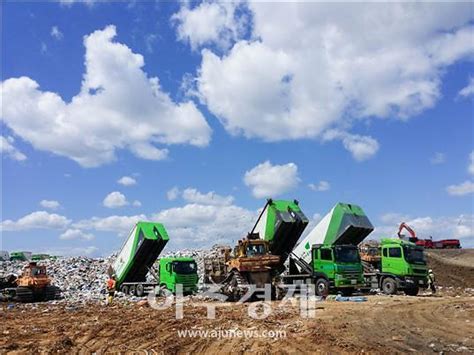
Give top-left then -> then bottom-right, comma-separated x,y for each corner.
315,278 -> 330,297
381,277 -> 397,295
121,285 -> 129,294
404,286 -> 419,296
136,284 -> 145,297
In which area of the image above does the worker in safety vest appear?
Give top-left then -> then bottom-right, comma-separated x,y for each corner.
106,275 -> 116,304
427,269 -> 436,294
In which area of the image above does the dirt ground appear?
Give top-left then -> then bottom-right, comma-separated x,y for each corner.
1,294 -> 473,353
1,249 -> 473,353
426,249 -> 474,289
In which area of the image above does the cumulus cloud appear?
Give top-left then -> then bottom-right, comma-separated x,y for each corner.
132,200 -> 142,207
103,191 -> 128,208
172,1 -> 248,51
1,25 -> 211,167
1,211 -> 71,231
167,186 -> 180,201
1,136 -> 27,161
446,180 -> 474,196
308,181 -> 330,192
50,26 -> 63,40
152,203 -> 255,246
430,152 -> 446,165
458,77 -> 474,98
59,228 -> 94,241
469,151 -> 474,175
40,200 -> 61,210
375,214 -> 474,247
244,161 -> 300,198
187,2 -> 474,160
181,188 -> 234,206
74,214 -> 146,236
117,176 -> 136,186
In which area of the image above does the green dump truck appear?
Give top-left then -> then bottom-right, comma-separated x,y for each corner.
158,257 -> 198,295
112,221 -> 198,296
363,238 -> 428,296
251,199 -> 309,271
9,251 -> 32,261
285,203 -> 373,296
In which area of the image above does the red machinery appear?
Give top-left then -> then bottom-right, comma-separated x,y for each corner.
397,222 -> 461,249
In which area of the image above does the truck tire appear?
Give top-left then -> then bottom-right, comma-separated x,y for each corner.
381,277 -> 397,295
136,284 -> 145,297
121,285 -> 129,294
404,286 -> 419,296
315,278 -> 330,297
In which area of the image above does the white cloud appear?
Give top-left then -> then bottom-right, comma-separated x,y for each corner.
132,200 -> 142,207
191,3 -> 474,159
59,228 -> 94,241
375,214 -> 474,248
74,214 -> 146,236
172,1 -> 247,51
308,181 -> 330,192
446,180 -> 474,196
117,176 -> 137,186
458,77 -> 474,98
103,191 -> 128,208
50,26 -> 63,40
430,152 -> 446,165
152,203 -> 255,246
167,186 -> 180,201
40,200 -> 61,210
1,211 -> 71,231
1,136 -> 27,161
469,151 -> 474,175
244,161 -> 300,198
181,188 -> 234,206
1,25 -> 211,167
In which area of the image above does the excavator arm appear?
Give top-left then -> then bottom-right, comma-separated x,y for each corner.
397,222 -> 417,242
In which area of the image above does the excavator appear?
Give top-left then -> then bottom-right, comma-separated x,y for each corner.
398,222 -> 461,249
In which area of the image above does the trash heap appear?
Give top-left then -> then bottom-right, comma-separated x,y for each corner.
0,245 -> 229,304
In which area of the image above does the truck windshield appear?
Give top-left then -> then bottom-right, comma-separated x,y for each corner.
173,261 -> 197,274
246,244 -> 266,256
334,246 -> 360,263
403,247 -> 426,264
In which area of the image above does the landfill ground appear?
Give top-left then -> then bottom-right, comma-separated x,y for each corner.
1,294 -> 473,353
1,249 -> 473,353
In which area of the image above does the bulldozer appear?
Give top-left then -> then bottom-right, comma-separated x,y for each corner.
204,235 -> 280,301
1,262 -> 60,302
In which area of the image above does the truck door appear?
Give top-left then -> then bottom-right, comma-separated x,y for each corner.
315,248 -> 335,279
382,246 -> 404,275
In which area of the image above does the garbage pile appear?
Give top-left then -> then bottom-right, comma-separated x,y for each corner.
0,257 -> 114,303
0,246 -> 227,304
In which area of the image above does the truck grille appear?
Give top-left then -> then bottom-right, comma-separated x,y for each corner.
176,275 -> 197,286
342,271 -> 360,279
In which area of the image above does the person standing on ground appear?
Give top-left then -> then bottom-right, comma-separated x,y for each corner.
106,274 -> 116,304
427,269 -> 436,294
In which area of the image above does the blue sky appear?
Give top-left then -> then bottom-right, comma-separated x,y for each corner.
1,1 -> 473,256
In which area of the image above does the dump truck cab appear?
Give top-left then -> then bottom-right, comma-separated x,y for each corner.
311,244 -> 364,294
158,257 -> 198,295
378,238 -> 428,295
